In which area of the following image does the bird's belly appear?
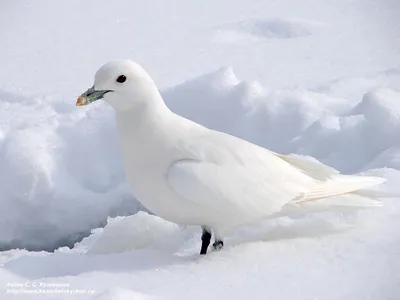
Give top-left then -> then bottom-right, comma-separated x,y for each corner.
130,181 -> 268,234
127,173 -> 216,225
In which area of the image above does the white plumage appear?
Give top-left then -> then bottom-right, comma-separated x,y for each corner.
77,60 -> 386,253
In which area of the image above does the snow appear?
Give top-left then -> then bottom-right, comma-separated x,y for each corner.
0,89 -> 140,250
1,0 -> 400,299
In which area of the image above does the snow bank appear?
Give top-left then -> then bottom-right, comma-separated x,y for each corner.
4,201 -> 400,300
87,212 -> 191,255
0,90 -> 140,251
0,66 -> 399,251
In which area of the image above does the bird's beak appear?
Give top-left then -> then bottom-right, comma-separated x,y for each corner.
76,86 -> 113,106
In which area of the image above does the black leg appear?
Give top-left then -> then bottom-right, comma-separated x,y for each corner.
200,227 -> 212,255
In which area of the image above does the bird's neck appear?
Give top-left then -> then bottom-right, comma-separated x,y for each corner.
114,96 -> 175,175
114,94 -> 173,145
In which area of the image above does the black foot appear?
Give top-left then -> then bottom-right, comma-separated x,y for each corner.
200,227 -> 212,255
212,240 -> 224,251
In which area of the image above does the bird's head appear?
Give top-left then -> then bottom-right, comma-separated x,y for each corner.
76,60 -> 162,112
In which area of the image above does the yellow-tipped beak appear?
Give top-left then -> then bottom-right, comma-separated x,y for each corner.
76,95 -> 87,106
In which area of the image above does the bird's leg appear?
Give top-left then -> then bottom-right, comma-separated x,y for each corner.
212,232 -> 224,251
200,226 -> 212,255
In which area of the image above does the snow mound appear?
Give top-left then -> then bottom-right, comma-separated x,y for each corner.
353,88 -> 400,123
0,90 -> 140,251
1,67 -> 399,251
87,212 -> 190,255
293,88 -> 400,172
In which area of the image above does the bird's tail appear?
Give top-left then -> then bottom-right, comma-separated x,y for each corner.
295,174 -> 387,204
277,175 -> 394,218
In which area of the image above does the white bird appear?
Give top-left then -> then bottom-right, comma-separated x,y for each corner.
77,60 -> 387,254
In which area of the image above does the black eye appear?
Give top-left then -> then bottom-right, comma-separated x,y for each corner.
116,75 -> 127,83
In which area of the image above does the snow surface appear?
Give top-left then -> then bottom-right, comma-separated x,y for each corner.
1,0 -> 400,299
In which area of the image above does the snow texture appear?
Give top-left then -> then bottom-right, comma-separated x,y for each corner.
1,0 -> 400,299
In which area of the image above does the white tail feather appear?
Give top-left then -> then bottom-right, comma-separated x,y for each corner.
295,175 -> 386,203
277,193 -> 382,219
275,152 -> 389,212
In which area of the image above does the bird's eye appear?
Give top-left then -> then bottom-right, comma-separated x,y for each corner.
116,75 -> 127,83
